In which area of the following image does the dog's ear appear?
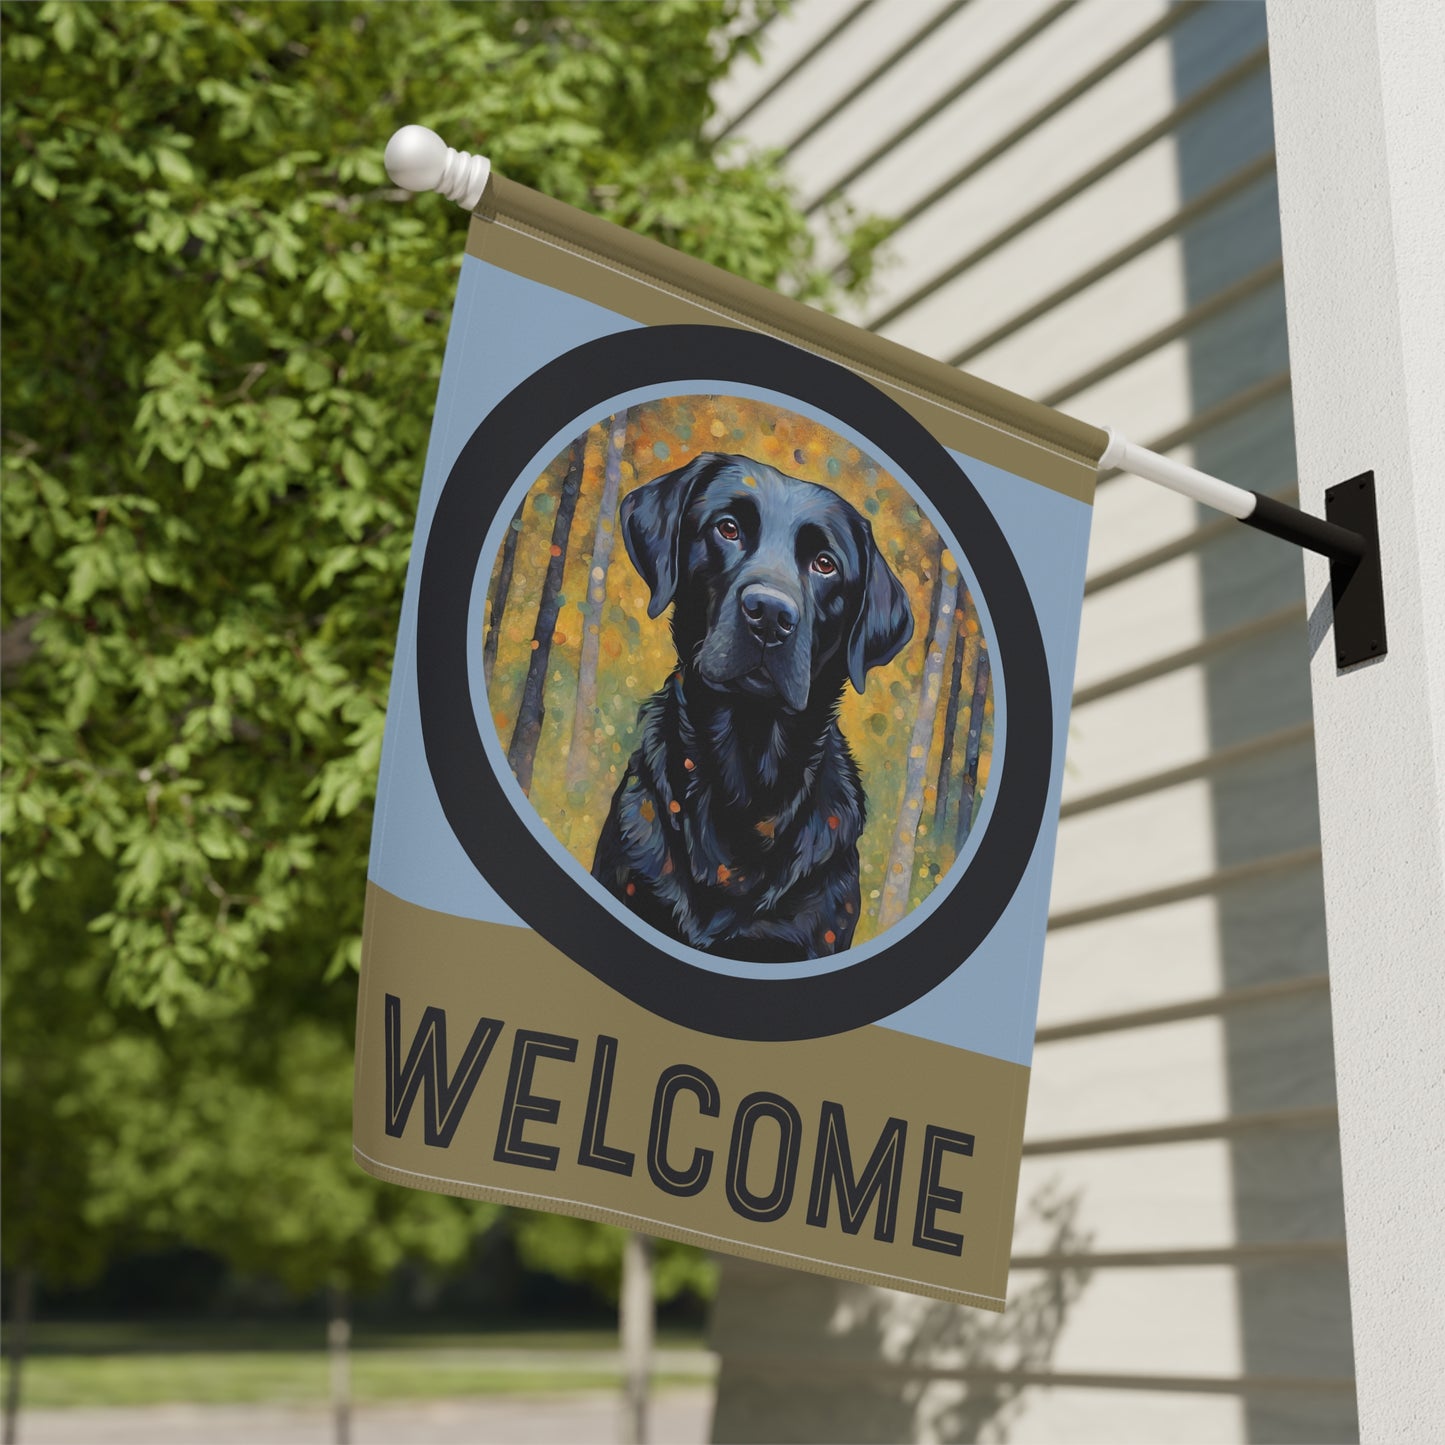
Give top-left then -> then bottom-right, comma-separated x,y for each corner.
620,453 -> 718,618
846,519 -> 914,693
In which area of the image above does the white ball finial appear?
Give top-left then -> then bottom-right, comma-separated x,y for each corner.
384,125 -> 447,192
384,125 -> 491,211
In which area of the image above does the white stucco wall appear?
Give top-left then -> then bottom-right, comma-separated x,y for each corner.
1267,2 -> 1445,1439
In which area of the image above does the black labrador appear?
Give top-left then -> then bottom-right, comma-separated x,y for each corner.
591,452 -> 913,962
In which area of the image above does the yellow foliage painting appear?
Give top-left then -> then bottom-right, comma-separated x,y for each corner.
482,395 -> 995,950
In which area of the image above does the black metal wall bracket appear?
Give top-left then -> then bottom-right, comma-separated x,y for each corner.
1324,472 -> 1387,667
1243,471 -> 1386,669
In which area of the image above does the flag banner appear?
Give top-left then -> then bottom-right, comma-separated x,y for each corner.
354,174 -> 1102,1311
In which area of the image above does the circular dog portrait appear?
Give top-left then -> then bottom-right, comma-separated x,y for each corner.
479,395 -> 996,966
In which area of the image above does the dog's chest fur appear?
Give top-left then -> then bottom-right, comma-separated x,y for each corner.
593,675 -> 866,961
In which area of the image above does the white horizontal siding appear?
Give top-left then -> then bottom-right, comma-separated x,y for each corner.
830,1 -> 1173,229
1038,895 -> 1224,1021
1013,1141 -> 1238,1253
1065,666 -> 1214,794
731,0 -> 967,156
1025,1266 -> 1244,1376
709,0 -> 879,126
1050,778 -> 1218,914
962,243 -> 1190,399
787,0 -> 1061,197
1024,1016 -> 1233,1137
963,1385 -> 1246,1445
1085,472 -> 1203,579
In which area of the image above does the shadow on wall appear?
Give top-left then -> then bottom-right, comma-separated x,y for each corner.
708,1181 -> 1092,1445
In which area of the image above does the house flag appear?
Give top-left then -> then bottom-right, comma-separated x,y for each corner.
353,168 -> 1103,1312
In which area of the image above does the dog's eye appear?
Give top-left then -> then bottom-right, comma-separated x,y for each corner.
811,553 -> 837,576
715,517 -> 740,541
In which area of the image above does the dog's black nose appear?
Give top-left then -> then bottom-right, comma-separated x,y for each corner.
740,585 -> 798,645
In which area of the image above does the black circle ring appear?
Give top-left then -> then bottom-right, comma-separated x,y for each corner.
416,324 -> 1052,1041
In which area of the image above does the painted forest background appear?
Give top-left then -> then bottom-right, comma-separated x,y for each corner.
483,396 -> 995,949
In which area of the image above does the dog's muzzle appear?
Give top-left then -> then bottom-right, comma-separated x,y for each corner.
696,579 -> 813,712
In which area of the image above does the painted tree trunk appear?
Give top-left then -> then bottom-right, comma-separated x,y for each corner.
566,411 -> 628,789
1,1266 -> 33,1445
619,1231 -> 655,1445
878,550 -> 959,930
956,644 -> 992,851
508,435 -> 586,795
482,502 -> 524,690
328,1280 -> 351,1445
933,603 -> 969,836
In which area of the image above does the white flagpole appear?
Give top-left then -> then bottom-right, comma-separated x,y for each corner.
380,126 -> 1381,645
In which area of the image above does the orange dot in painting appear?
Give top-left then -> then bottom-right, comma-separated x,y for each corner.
892,862 -> 904,874
640,800 -> 655,822
755,818 -> 776,839
717,864 -> 731,884
493,712 -> 509,732
742,474 -> 758,488
626,882 -> 636,896
554,631 -> 567,646
662,856 -> 674,875
844,901 -> 854,915
668,800 -> 681,814
530,639 -> 540,650
824,930 -> 836,945
549,544 -> 562,557
827,814 -> 840,830
683,757 -> 695,770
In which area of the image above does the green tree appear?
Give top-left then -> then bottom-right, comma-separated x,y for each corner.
0,0 -> 887,1360
512,1210 -> 718,1307
1,903 -> 494,1438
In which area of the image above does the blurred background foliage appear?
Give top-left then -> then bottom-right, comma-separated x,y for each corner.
487,397 -> 995,946
0,0 -> 892,1346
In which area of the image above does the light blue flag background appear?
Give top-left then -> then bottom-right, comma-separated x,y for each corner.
368,255 -> 1091,1069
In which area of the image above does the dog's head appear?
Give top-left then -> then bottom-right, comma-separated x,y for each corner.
620,453 -> 914,712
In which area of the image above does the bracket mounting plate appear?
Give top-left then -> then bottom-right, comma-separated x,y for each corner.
1326,471 -> 1386,668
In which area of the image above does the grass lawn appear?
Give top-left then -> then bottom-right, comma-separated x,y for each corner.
0,1323 -> 714,1409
